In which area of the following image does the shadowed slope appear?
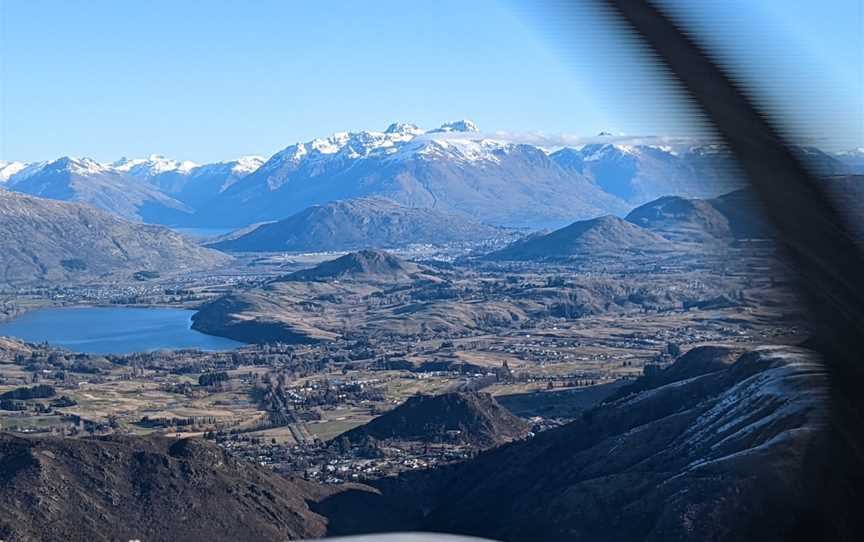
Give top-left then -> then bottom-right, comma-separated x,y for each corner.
0,191 -> 230,285
486,215 -> 675,261
0,434 -> 338,542
210,198 -> 506,252
341,392 -> 531,448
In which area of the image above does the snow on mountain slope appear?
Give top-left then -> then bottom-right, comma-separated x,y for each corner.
252,122 -> 440,187
0,161 -> 31,183
111,155 -> 197,196
4,157 -> 193,223
170,156 -> 266,207
228,155 -> 266,175
429,119 -> 480,133
2,154 -> 265,223
199,121 -> 631,228
112,154 -> 263,207
551,142 -> 743,203
398,346 -> 829,542
834,148 -> 864,174
199,122 -> 802,228
113,154 -> 199,178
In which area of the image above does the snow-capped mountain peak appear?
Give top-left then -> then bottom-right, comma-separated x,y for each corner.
270,123 -> 438,168
405,137 -> 515,165
384,122 -> 425,136
832,146 -> 864,174
310,133 -> 351,154
430,119 -> 480,133
47,156 -> 111,176
6,121 -> 793,231
834,147 -> 864,157
580,143 -> 637,162
113,155 -> 199,177
229,155 -> 265,175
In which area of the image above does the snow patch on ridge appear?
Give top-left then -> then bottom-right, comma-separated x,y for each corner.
0,161 -> 30,183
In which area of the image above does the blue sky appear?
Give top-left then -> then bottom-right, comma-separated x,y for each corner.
0,0 -> 860,162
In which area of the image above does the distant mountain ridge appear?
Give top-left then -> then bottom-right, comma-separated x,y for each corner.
626,188 -> 771,242
209,197 -> 508,252
550,142 -> 738,203
114,154 -> 265,208
625,195 -> 736,242
834,148 -> 864,174
0,190 -> 229,285
2,123 -> 851,229
2,157 -> 193,223
0,161 -> 30,183
3,155 -> 264,222
486,214 -> 676,261
200,121 -> 629,228
484,187 -> 782,261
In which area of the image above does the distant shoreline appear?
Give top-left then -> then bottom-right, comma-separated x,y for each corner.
0,304 -> 243,355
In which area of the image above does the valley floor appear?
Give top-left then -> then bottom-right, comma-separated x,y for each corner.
0,243 -> 806,483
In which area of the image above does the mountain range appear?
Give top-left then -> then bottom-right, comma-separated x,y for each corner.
5,121 -> 850,231
112,154 -> 265,208
0,157 -> 193,223
0,155 -> 262,223
196,122 -> 628,228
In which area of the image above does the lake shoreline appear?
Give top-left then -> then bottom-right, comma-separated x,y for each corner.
0,306 -> 246,355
